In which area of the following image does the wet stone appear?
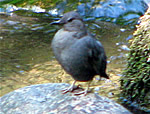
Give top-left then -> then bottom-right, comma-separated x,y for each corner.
0,83 -> 131,114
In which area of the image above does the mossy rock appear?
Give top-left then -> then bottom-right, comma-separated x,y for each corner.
120,7 -> 150,109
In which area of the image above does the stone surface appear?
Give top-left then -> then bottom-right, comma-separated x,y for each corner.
0,83 -> 131,114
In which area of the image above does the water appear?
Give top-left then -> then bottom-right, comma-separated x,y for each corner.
0,12 -> 134,99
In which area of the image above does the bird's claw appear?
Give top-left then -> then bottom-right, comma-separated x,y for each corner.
62,85 -> 91,96
62,85 -> 80,94
73,90 -> 91,96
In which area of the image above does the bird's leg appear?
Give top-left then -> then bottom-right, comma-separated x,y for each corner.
97,76 -> 101,82
74,81 -> 91,96
62,80 -> 79,94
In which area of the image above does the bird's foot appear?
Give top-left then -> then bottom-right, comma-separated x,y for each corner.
62,84 -> 81,94
74,89 -> 91,96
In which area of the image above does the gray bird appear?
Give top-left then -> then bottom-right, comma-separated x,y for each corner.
51,11 -> 109,95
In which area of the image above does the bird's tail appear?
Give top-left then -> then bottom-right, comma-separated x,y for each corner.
101,73 -> 109,79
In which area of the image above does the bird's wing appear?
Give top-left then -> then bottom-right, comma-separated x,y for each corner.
86,38 -> 108,78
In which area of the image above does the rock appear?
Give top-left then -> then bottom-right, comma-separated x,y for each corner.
0,83 -> 131,114
120,6 -> 150,113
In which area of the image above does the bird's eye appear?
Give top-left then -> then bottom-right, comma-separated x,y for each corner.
67,18 -> 74,22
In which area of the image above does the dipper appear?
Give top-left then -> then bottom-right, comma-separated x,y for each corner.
51,11 -> 109,95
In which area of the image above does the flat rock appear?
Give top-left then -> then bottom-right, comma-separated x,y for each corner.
0,83 -> 131,114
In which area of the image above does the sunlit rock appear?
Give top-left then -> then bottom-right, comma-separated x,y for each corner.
0,83 -> 132,114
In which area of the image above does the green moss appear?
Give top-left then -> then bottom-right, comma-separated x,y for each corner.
120,8 -> 150,109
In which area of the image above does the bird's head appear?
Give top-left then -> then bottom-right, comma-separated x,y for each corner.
51,11 -> 83,25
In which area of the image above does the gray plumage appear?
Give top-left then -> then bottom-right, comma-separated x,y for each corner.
51,11 -> 109,95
